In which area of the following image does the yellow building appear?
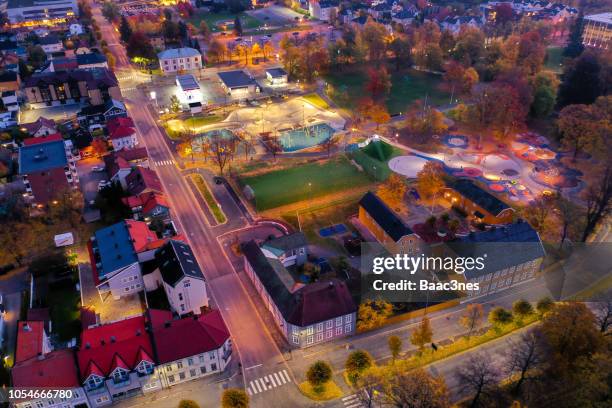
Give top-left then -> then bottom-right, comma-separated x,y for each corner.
583,13 -> 611,50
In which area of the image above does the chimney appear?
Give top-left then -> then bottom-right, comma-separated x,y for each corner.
164,321 -> 171,328
100,339 -> 106,346
110,336 -> 116,343
85,342 -> 91,349
22,323 -> 31,332
136,329 -> 141,336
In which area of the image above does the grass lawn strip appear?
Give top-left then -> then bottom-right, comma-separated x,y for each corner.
239,157 -> 374,211
302,93 -> 329,109
188,11 -> 262,32
190,174 -> 227,224
298,380 -> 343,401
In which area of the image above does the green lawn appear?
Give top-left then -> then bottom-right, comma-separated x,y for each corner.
350,141 -> 404,181
48,285 -> 81,342
184,115 -> 224,128
302,93 -> 329,109
325,67 -> 449,114
544,46 -> 564,73
239,157 -> 373,211
191,174 -> 227,224
188,11 -> 262,32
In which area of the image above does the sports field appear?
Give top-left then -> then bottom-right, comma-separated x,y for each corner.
239,157 -> 373,211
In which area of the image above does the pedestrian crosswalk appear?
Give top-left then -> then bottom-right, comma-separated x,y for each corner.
342,393 -> 364,408
153,160 -> 174,167
247,369 -> 292,396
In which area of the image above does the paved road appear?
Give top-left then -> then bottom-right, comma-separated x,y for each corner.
88,2 -> 309,406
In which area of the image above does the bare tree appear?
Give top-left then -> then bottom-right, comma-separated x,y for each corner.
456,354 -> 502,408
505,329 -> 545,396
355,369 -> 383,408
460,304 -> 484,340
593,293 -> 612,335
384,368 -> 450,408
204,134 -> 237,175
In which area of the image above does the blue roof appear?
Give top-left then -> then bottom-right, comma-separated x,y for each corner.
94,221 -> 138,278
19,140 -> 67,174
218,70 -> 254,88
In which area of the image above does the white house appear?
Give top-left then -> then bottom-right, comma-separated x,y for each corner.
242,240 -> 357,348
176,74 -> 203,104
309,0 -> 339,22
158,48 -> 202,74
265,67 -> 288,86
149,309 -> 232,388
144,240 -> 209,316
110,125 -> 138,150
70,23 -> 84,35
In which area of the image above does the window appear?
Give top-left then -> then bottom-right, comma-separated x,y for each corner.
335,326 -> 343,335
316,323 -> 323,332
335,317 -> 343,326
345,324 -> 351,333
168,375 -> 175,383
326,330 -> 333,338
184,280 -> 191,288
199,355 -> 205,363
179,372 -> 186,380
200,366 -> 207,374
292,335 -> 299,344
306,335 -> 314,345
209,352 -> 216,360
316,332 -> 324,342
188,358 -> 194,366
326,320 -> 333,329
180,304 -> 185,312
306,326 -> 314,335
177,362 -> 183,369
178,293 -> 183,301
190,369 -> 196,377
166,365 -> 172,372
211,363 -> 217,371
345,315 -> 352,323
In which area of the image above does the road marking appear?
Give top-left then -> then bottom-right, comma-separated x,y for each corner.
246,370 -> 293,395
244,363 -> 262,370
342,393 -> 363,407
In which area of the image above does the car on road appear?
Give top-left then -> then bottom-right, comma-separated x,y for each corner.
97,180 -> 111,191
92,166 -> 105,172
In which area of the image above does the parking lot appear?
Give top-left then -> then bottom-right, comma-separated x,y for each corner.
77,157 -> 107,207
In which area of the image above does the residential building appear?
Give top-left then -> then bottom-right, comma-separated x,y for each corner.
149,309 -> 232,388
77,316 -> 161,407
77,99 -> 128,130
77,52 -> 109,70
88,220 -> 158,299
21,116 -> 57,137
175,74 -> 202,104
18,138 -> 79,205
122,192 -> 170,222
242,241 -> 357,348
103,148 -> 149,188
144,240 -> 209,315
110,125 -> 138,150
583,12 -> 611,49
0,70 -> 20,92
6,0 -> 78,26
265,67 -> 288,86
40,34 -> 63,54
309,0 -> 339,22
261,232 -> 308,267
70,22 -> 84,35
126,166 -> 163,196
12,349 -> 90,408
158,47 -> 202,74
447,220 -> 545,298
218,70 -> 258,97
358,191 -> 421,254
1,90 -> 19,112
24,68 -> 121,109
50,56 -> 79,72
442,179 -> 515,225
15,320 -> 52,363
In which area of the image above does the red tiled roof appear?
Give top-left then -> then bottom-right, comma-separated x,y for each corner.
77,316 -> 154,380
126,167 -> 163,196
110,126 -> 136,140
110,354 -> 129,371
107,117 -> 135,134
150,309 -> 230,364
12,349 -> 80,389
142,193 -> 169,215
15,321 -> 45,363
22,117 -> 56,135
22,133 -> 63,146
125,219 -> 158,252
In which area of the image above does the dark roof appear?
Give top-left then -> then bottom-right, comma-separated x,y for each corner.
0,71 -> 18,83
39,35 -> 60,45
218,70 -> 254,88
448,179 -> 511,216
448,221 -> 545,280
156,240 -> 205,287
262,232 -> 307,253
76,52 -> 107,66
242,241 -> 356,327
24,68 -> 118,89
266,67 -> 287,78
359,191 -> 413,241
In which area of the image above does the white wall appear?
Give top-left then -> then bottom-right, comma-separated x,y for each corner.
163,277 -> 208,315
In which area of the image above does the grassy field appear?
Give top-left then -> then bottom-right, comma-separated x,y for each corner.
350,141 -> 404,181
164,115 -> 224,140
191,174 -> 227,224
325,67 -> 449,114
48,285 -> 81,342
302,93 -> 329,109
239,157 -> 373,211
188,11 -> 262,32
544,46 -> 564,73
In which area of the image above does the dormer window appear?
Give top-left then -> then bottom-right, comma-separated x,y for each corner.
136,360 -> 154,376
85,375 -> 103,390
112,368 -> 128,384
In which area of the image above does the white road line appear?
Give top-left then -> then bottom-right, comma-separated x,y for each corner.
273,372 -> 283,385
282,369 -> 291,383
254,379 -> 262,393
247,387 -> 253,396
269,374 -> 277,387
345,403 -> 362,408
342,395 -> 358,401
260,378 -> 268,391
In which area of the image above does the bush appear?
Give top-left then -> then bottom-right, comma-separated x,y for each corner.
512,299 -> 534,320
178,400 -> 200,408
536,297 -> 555,315
306,360 -> 332,389
221,389 -> 248,408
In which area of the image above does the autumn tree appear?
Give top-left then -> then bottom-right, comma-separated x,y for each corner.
0,220 -> 49,266
557,51 -> 605,108
530,71 -> 559,117
384,367 -> 450,408
119,16 -> 132,43
306,360 -> 332,390
207,39 -> 227,64
452,26 -> 485,67
410,316 -> 433,352
512,299 -> 534,322
355,368 -> 384,408
520,194 -> 556,236
377,174 -> 407,209
558,104 -> 605,160
365,67 -> 391,100
91,137 -> 108,156
199,21 -> 211,42
563,13 -> 584,58
403,101 -> 448,143
221,389 -> 248,408
488,307 -> 513,329
536,297 -> 554,315
360,20 -> 388,62
388,36 -> 411,71
49,188 -> 84,228
126,31 -> 156,60
460,303 -> 484,340
357,299 -> 392,331
204,134 -> 238,175
416,161 -> 445,202
581,165 -> 612,242
388,335 -> 402,362
456,354 -> 502,408
345,350 -> 373,384
592,296 -> 612,334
